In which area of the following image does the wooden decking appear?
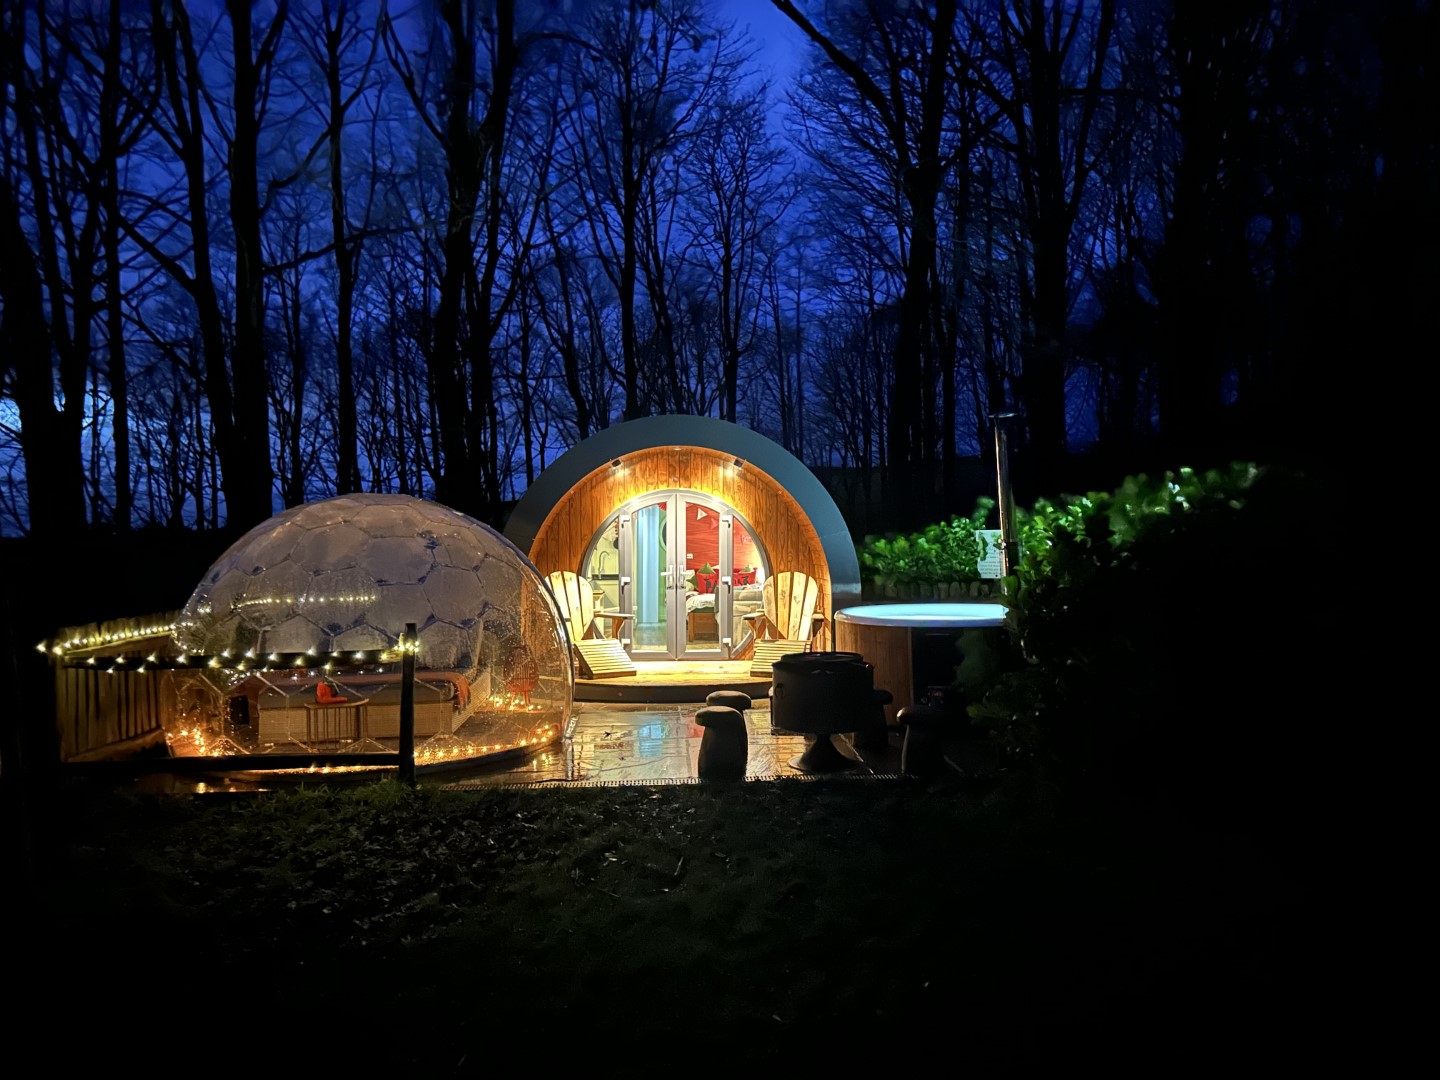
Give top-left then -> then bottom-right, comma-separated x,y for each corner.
574,660 -> 771,703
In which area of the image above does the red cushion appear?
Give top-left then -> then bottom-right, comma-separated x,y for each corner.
316,682 -> 349,704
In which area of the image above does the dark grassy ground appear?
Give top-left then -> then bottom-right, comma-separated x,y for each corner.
2,768 -> 1364,1073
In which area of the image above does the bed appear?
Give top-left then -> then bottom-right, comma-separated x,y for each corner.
683,585 -> 766,643
686,593 -> 719,640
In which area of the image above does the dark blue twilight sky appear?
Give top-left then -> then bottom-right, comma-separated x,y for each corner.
720,0 -> 808,111
724,0 -> 806,74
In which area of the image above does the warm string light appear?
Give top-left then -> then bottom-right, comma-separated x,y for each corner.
230,593 -> 379,611
272,763 -> 390,775
163,664 -> 561,768
46,614 -> 409,670
485,692 -> 546,713
55,608 -> 558,773
62,648 -> 403,672
165,724 -> 246,758
166,721 -> 559,766
40,621 -> 177,657
414,723 -> 559,764
262,762 -> 395,776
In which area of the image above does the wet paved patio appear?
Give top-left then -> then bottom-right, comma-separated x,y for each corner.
441,698 -> 910,789
108,695 -> 996,795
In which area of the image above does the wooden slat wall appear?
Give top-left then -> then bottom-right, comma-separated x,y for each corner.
528,447 -> 833,622
55,658 -> 179,760
52,612 -> 180,761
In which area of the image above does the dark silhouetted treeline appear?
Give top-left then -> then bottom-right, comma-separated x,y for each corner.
1,0 -> 1432,539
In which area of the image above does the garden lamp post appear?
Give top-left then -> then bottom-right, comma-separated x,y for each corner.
399,622 -> 416,785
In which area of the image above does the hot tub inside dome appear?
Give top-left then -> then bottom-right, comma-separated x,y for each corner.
167,494 -> 572,768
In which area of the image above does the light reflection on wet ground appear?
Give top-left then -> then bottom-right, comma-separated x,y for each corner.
111,701 -> 922,795
444,700 -> 904,789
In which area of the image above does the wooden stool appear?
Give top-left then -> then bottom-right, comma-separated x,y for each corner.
897,703 -> 944,779
696,705 -> 747,781
705,690 -> 752,714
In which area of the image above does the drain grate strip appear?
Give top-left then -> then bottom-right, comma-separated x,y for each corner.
445,770 -> 908,791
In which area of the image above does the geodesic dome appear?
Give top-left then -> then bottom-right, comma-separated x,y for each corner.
168,494 -> 571,764
176,494 -> 564,669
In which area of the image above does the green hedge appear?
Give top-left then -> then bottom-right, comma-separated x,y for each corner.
1009,462 -> 1264,589
857,497 -> 996,589
963,459 -> 1343,858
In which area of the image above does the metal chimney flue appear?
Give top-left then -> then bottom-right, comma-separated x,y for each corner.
991,413 -> 1019,585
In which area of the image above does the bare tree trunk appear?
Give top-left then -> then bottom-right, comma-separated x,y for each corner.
225,0 -> 282,525
277,268 -> 308,507
1152,2 -> 1265,459
793,263 -> 805,456
721,239 -> 740,423
768,266 -> 791,449
319,3 -> 365,495
619,165 -> 643,418
775,0 -> 957,520
385,0 -> 519,520
144,1 -> 273,528
471,0 -> 517,521
978,0 -> 1115,477
0,173 -> 77,537
101,0 -> 132,530
517,282 -> 537,486
0,3 -> 96,537
543,236 -> 594,440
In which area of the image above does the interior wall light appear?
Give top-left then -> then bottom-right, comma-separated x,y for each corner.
611,458 -> 622,469
733,458 -> 744,469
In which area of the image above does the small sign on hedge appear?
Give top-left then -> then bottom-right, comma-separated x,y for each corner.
976,530 -> 1004,579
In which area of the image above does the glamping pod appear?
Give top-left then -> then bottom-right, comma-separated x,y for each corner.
505,416 -> 859,682
164,494 -> 571,760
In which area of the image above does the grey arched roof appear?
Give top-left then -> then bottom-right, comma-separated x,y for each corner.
503,415 -> 861,610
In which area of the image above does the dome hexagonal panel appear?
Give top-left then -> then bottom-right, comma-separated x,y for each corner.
361,535 -> 439,585
290,523 -> 369,572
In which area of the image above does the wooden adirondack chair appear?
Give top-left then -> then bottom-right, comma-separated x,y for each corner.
546,570 -> 636,679
742,570 -> 828,677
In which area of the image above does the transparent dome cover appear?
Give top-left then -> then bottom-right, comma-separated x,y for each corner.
168,494 -> 571,765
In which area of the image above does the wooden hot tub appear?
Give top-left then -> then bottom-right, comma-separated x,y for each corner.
833,603 -> 1007,723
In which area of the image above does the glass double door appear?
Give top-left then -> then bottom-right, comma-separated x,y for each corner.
584,491 -> 766,660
